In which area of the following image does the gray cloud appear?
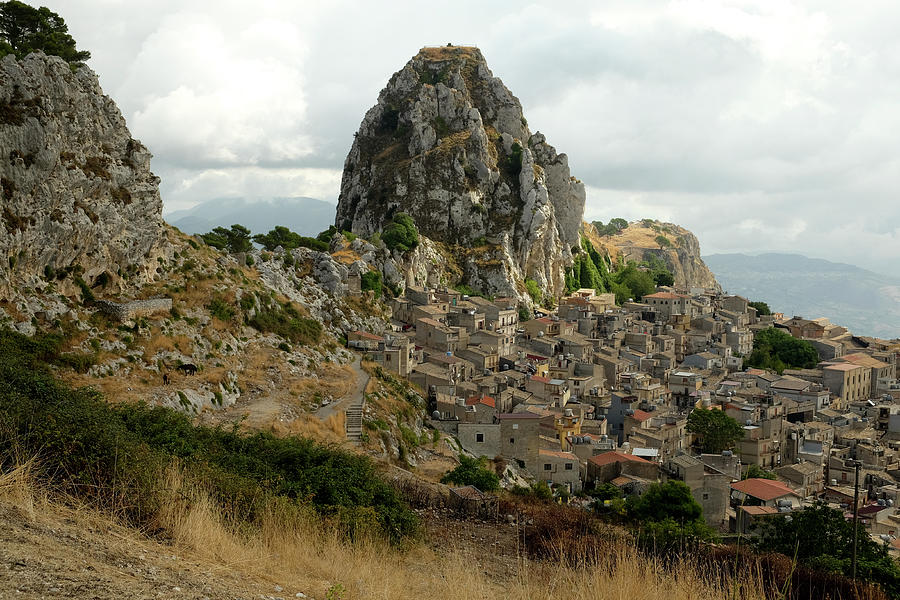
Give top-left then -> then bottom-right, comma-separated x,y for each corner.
40,0 -> 900,276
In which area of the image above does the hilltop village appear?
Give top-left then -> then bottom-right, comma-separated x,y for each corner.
349,283 -> 900,542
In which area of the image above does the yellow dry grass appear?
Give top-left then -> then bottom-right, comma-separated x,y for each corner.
331,248 -> 362,266
147,468 -> 766,600
270,414 -> 346,445
288,363 -> 355,400
417,45 -> 480,62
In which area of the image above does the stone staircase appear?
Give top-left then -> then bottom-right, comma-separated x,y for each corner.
345,403 -> 363,443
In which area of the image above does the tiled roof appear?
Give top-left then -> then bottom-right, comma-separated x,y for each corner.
350,330 -> 384,341
630,409 -> 652,422
466,395 -> 496,409
588,452 -> 650,467
539,449 -> 578,460
731,478 -> 796,501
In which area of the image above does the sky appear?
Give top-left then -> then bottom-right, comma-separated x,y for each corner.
42,0 -> 900,277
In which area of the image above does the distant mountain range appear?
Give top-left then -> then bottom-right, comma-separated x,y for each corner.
164,197 -> 336,237
703,253 -> 900,340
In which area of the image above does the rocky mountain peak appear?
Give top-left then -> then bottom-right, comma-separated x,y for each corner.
0,52 -> 164,299
336,46 -> 585,301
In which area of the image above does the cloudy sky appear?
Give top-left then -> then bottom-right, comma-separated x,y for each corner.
45,0 -> 900,276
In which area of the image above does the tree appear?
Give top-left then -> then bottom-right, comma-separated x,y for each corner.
200,224 -> 252,254
653,270 -> 674,286
0,1 -> 90,65
655,234 -> 671,249
611,263 -> 655,301
440,455 -> 499,491
748,301 -> 771,316
382,213 -> 419,253
754,502 -> 900,597
686,408 -> 744,453
626,480 -> 703,524
746,327 -> 819,374
742,464 -> 776,480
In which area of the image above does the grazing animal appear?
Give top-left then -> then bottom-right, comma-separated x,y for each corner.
176,363 -> 198,376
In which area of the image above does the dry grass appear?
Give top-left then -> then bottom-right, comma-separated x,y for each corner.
271,414 -> 346,444
146,467 -> 766,600
0,461 -> 37,520
288,363 -> 356,401
331,247 -> 362,266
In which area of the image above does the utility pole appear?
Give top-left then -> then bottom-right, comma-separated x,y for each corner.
852,461 -> 861,580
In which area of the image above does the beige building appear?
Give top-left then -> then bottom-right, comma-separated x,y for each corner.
822,362 -> 871,409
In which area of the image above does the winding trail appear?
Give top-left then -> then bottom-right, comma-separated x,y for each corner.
314,354 -> 368,443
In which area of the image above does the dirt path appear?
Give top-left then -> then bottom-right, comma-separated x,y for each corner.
314,355 -> 368,441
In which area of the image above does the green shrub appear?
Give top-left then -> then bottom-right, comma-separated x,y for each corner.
382,213 -> 419,253
505,142 -> 523,176
361,270 -> 382,296
248,302 -> 322,346
440,455 -> 499,491
524,278 -> 542,303
207,296 -> 235,322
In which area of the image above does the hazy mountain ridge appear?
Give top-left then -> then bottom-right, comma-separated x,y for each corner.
165,196 -> 336,237
703,252 -> 900,339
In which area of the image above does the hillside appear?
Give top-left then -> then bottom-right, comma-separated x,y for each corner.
166,197 -> 336,237
585,219 -> 721,291
704,253 -> 900,339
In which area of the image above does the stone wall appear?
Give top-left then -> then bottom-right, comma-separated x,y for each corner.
95,298 -> 172,321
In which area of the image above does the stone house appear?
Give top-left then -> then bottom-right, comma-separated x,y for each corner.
499,412 -> 548,470
586,451 -> 659,485
642,292 -> 693,321
663,453 -> 732,529
415,317 -> 460,353
456,345 -> 499,374
537,449 -> 582,492
775,462 -> 823,497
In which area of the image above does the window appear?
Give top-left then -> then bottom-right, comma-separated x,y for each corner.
476,433 -> 484,443
512,423 -> 519,430
702,493 -> 709,500
565,463 -> 573,471
544,463 -> 552,471
509,438 -> 515,444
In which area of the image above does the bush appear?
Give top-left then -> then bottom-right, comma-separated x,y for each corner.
360,270 -> 382,296
440,455 -> 499,491
248,301 -> 322,346
524,278 -> 542,303
382,213 -> 419,253
207,296 -> 235,322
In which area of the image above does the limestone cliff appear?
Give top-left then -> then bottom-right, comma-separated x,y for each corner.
0,52 -> 164,298
335,46 -> 585,302
583,219 -> 721,291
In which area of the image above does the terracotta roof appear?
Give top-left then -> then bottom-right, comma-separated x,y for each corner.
466,395 -> 496,409
539,449 -> 578,460
731,478 -> 797,501
530,375 -> 550,383
630,409 -> 652,422
644,292 -> 688,299
588,452 -> 650,467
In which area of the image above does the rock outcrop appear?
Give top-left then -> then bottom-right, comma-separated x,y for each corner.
584,220 -> 721,291
335,46 -> 585,302
0,52 -> 164,299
